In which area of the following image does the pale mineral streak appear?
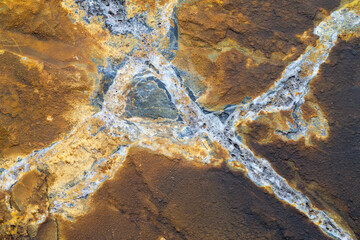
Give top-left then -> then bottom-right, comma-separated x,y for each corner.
0,0 -> 360,239
226,8 -> 360,135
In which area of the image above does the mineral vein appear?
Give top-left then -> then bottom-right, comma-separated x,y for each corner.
143,5 -> 359,240
1,1 -> 359,239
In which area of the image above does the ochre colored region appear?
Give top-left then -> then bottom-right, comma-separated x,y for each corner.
175,0 -> 340,110
237,97 -> 329,146
0,51 -> 92,159
301,101 -> 319,122
35,218 -> 58,240
194,48 -> 283,110
10,170 -> 45,212
244,38 -> 360,237
0,0 -> 76,44
343,0 -> 360,11
0,0 -> 103,159
0,192 -> 12,235
140,135 -> 228,167
0,170 -> 48,238
59,147 -> 330,240
240,120 -> 273,144
0,126 -> 11,150
126,0 -> 172,20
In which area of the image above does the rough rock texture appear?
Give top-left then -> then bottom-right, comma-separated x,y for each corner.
0,0 -> 97,159
0,0 -> 359,239
60,147 -> 330,240
245,38 -> 360,237
173,0 -> 340,110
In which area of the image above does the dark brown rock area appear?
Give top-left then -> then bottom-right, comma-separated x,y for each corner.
245,38 -> 360,237
59,147 -> 330,240
175,0 -> 340,110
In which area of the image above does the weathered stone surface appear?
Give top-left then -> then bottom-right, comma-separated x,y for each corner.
245,38 -> 360,237
173,0 -> 340,110
0,0 -> 98,159
60,147 -> 331,240
0,0 -> 359,239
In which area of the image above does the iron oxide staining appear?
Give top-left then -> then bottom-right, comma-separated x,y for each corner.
244,38 -> 360,237
0,0 -> 359,239
0,0 -> 100,159
0,51 -> 92,159
60,147 -> 331,240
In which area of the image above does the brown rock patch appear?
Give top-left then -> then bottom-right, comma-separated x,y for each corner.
175,0 -> 340,110
244,38 -> 360,236
0,0 -> 101,159
60,147 -> 330,239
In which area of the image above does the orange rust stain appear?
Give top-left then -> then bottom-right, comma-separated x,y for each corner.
231,160 -> 246,171
279,110 -> 295,126
212,140 -> 229,161
301,101 -> 318,122
125,0 -> 173,20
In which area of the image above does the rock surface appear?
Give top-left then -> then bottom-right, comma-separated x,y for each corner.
0,0 -> 359,239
